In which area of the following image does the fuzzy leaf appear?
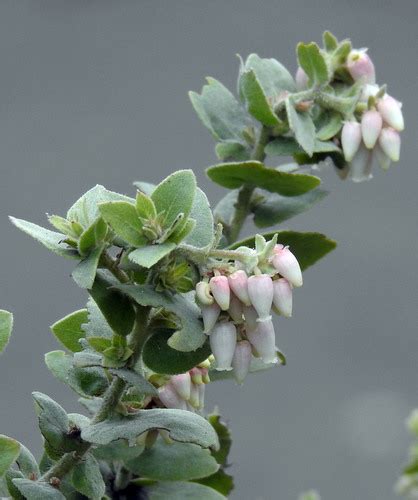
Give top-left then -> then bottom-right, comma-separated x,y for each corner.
189,78 -> 250,143
145,481 -> 226,499
71,453 -> 105,500
265,137 -> 340,156
89,273 -> 136,337
184,188 -> 214,249
133,181 -> 156,196
253,189 -> 328,227
0,435 -> 20,477
115,285 -> 205,352
67,185 -> 134,228
207,415 -> 232,466
213,190 -> 239,227
323,31 -> 338,52
125,439 -> 219,481
9,217 -> 78,259
81,409 -> 219,449
315,111 -> 343,141
195,469 -> 234,497
215,142 -> 250,162
51,309 -> 88,353
12,479 -> 65,500
207,161 -> 320,197
99,201 -> 146,247
230,231 -> 336,271
128,243 -> 176,268
15,444 -> 40,479
143,329 -> 211,375
108,368 -> 158,396
0,310 -> 13,355
151,170 -> 196,229
78,217 -> 108,256
83,298 -> 113,340
297,42 -> 329,86
240,70 -> 280,126
71,244 -> 104,289
286,98 -> 316,156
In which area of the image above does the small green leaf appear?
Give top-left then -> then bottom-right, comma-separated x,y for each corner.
0,310 -> 13,355
87,337 -> 112,353
12,479 -> 65,500
207,415 -> 232,466
78,217 -> 108,256
286,98 -> 316,156
89,273 -> 135,337
133,181 -> 156,196
5,469 -> 25,500
241,54 -> 295,96
51,309 -> 88,353
151,170 -> 196,229
136,191 -> 157,220
215,142 -> 250,162
71,453 -> 105,500
125,439 -> 219,481
323,31 -> 338,52
71,244 -> 104,289
15,444 -> 39,479
0,435 -> 20,477
195,469 -> 234,497
183,188 -> 214,249
83,298 -> 113,340
240,70 -> 281,126
253,189 -> 328,227
189,78 -> 250,143
108,368 -> 158,396
265,137 -> 340,156
207,161 -> 320,197
99,201 -> 145,247
230,231 -> 337,271
114,285 -> 206,352
128,242 -> 176,268
143,329 -> 211,375
315,111 -> 343,141
297,42 -> 329,86
81,409 -> 219,449
213,190 -> 239,227
67,185 -> 134,228
92,440 -> 144,461
9,217 -> 78,259
145,481 -> 226,499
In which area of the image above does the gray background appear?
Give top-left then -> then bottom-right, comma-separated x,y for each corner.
0,1 -> 417,499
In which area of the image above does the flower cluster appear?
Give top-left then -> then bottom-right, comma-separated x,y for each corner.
158,363 -> 211,412
196,242 -> 302,384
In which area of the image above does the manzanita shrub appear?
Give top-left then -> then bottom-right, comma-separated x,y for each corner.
0,31 -> 404,499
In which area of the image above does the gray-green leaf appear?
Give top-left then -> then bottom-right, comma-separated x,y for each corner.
297,42 -> 329,87
99,201 -> 146,247
144,481 -> 226,500
71,453 -> 105,500
184,188 -> 214,249
51,309 -> 88,353
0,435 -> 20,477
71,244 -> 104,289
0,310 -> 13,355
128,242 -> 176,268
12,479 -> 65,500
108,368 -> 157,396
286,98 -> 316,156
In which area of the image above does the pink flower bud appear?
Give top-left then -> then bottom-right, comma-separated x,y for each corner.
377,95 -> 404,132
271,247 -> 303,288
228,270 -> 251,306
272,278 -> 293,318
201,303 -> 221,334
195,281 -> 214,306
247,274 -> 274,320
171,373 -> 191,401
341,121 -> 362,162
189,367 -> 203,385
295,66 -> 309,90
158,384 -> 188,410
209,321 -> 237,371
189,383 -> 200,409
361,110 -> 382,149
348,143 -> 373,183
373,145 -> 391,171
378,127 -> 400,162
201,368 -> 210,384
228,293 -> 244,323
346,49 -> 375,84
209,275 -> 230,311
243,305 -> 258,332
232,340 -> 252,384
246,319 -> 277,364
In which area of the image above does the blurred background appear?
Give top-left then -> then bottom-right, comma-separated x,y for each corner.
0,1 -> 417,498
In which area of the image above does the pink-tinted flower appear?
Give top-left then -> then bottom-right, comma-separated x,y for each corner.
346,49 -> 375,84
189,367 -> 203,385
271,246 -> 303,288
341,121 -> 362,162
209,275 -> 230,311
228,293 -> 244,323
232,340 -> 252,384
243,305 -> 259,332
247,274 -> 274,320
295,66 -> 309,90
158,384 -> 188,410
171,373 -> 191,400
246,319 -> 277,364
228,270 -> 251,306
272,278 -> 293,318
195,281 -> 214,306
209,322 -> 237,371
348,143 -> 373,182
373,145 -> 391,171
188,383 -> 200,409
201,303 -> 221,334
378,127 -> 401,162
377,95 -> 404,132
361,110 -> 382,149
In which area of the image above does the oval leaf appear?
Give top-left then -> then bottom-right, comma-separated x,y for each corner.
12,479 -> 65,500
71,453 -> 105,500
144,481 -> 226,500
0,310 -> 13,355
50,309 -> 88,353
0,435 -> 20,477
